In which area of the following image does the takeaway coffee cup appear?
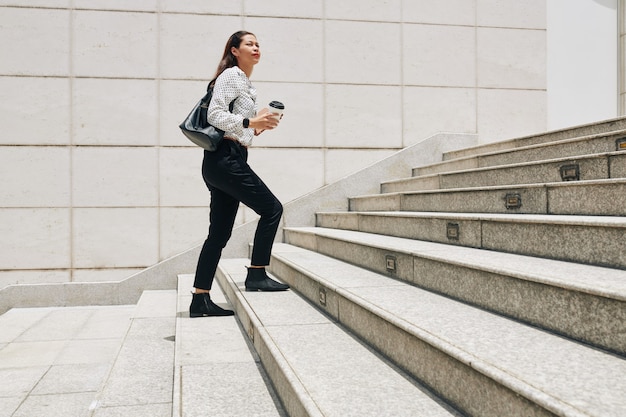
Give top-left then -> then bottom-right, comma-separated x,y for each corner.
269,101 -> 285,119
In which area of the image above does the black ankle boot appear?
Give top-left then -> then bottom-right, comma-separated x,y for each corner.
245,268 -> 290,292
189,293 -> 234,317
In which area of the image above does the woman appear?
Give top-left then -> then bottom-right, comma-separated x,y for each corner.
190,31 -> 289,318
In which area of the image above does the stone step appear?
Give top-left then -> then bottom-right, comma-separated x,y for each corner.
417,130 -> 626,176
444,117 -> 626,161
173,274 -> 285,417
268,243 -> 626,417
382,151 -> 626,193
91,290 -> 177,416
316,211 -> 626,270
349,178 -> 626,216
283,227 -> 626,355
215,258 -> 464,417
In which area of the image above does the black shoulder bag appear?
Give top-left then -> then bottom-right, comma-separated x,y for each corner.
179,79 -> 235,151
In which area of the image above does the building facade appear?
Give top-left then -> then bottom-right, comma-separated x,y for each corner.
0,0 -> 621,286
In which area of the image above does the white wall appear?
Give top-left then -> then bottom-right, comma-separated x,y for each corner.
0,0 -> 553,286
547,0 -> 619,129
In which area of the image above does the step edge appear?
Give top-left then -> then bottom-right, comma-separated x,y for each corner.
316,211 -> 626,227
357,178 -> 626,199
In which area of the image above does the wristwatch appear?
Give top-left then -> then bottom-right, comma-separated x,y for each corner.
243,118 -> 250,128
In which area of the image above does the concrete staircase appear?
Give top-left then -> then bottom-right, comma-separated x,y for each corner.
2,117 -> 626,417
214,124 -> 626,416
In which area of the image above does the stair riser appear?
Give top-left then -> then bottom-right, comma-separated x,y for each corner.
482,222 -> 626,269
317,213 -> 626,269
318,213 -> 482,247
390,155 -> 624,193
283,229 -> 626,355
611,153 -> 626,177
416,157 -> 479,176
269,256 -> 558,417
358,187 -> 549,214
409,188 -> 539,213
349,194 -> 403,212
412,257 -> 626,355
548,182 -> 626,215
382,175 -> 440,193
441,155 -> 620,189
351,182 -> 626,216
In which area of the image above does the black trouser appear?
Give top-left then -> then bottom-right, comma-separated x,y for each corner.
193,139 -> 283,290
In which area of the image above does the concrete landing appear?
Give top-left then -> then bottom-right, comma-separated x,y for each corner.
0,304 -> 135,417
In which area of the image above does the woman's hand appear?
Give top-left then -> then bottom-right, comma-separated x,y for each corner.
250,108 -> 280,135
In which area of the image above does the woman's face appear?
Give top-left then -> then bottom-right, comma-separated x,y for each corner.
232,34 -> 261,68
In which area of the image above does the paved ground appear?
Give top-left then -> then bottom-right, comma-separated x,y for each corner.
0,304 -> 136,417
0,283 -> 280,417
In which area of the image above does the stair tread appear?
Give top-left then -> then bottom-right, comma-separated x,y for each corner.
218,258 -> 463,417
286,227 -> 626,300
271,243 -> 626,417
320,210 -> 626,227
173,274 -> 284,417
360,178 -> 626,198
390,149 -> 626,183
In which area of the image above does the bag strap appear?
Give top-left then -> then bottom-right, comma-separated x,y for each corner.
206,78 -> 217,93
205,78 -> 235,112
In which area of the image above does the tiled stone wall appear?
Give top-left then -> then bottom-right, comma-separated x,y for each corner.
0,0 -> 547,285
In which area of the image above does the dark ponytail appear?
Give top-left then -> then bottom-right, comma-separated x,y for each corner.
213,30 -> 256,79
